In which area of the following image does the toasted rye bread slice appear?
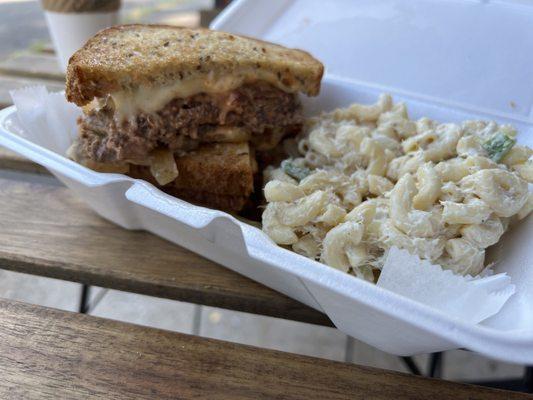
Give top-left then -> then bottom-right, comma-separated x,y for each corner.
171,141 -> 255,196
66,24 -> 324,106
128,142 -> 255,211
164,189 -> 250,213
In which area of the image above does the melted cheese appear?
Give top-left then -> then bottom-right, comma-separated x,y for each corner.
108,70 -> 295,119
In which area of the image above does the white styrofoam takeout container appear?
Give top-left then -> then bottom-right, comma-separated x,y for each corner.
1,0 -> 532,362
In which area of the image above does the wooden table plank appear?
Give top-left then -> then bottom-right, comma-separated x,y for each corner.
0,299 -> 526,400
0,177 -> 332,326
0,75 -> 65,109
0,53 -> 65,81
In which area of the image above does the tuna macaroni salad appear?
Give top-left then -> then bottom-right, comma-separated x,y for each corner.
262,94 -> 532,282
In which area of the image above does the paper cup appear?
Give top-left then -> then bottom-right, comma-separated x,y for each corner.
42,0 -> 121,72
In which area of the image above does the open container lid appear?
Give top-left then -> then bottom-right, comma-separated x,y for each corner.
209,0 -> 533,360
212,0 -> 533,126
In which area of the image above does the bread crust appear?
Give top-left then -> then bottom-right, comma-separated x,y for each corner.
127,142 -> 255,211
172,142 -> 254,196
66,24 -> 324,106
165,188 -> 250,213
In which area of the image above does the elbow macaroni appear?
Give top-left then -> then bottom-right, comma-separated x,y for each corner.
264,180 -> 304,202
441,197 -> 491,225
413,163 -> 441,210
262,94 -> 532,281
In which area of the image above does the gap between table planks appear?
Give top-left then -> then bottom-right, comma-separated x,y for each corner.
0,52 -> 64,81
0,298 -> 526,400
0,177 -> 332,327
0,147 -> 49,174
0,75 -> 65,110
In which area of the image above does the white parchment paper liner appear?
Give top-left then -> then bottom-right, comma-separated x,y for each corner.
377,248 -> 515,324
10,86 -> 79,153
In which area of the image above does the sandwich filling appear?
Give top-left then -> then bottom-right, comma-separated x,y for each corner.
73,81 -> 303,166
108,69 -> 302,118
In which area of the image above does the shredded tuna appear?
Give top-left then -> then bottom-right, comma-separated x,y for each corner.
77,82 -> 303,163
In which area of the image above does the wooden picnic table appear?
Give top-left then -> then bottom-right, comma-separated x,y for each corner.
0,39 -> 531,399
3,298 -> 526,399
0,176 -> 330,327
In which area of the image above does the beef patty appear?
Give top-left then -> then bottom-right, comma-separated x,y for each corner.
76,81 -> 303,163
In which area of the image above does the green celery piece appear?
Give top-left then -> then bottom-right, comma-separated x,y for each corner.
281,160 -> 311,181
482,132 -> 516,163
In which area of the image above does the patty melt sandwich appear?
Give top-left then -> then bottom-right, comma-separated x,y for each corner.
66,24 -> 323,211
